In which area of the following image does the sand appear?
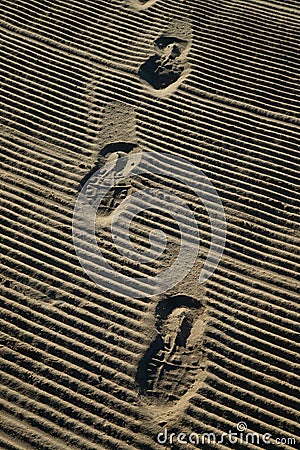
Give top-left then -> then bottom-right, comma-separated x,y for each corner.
0,0 -> 299,449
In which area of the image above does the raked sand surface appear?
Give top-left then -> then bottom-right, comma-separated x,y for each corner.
0,0 -> 300,449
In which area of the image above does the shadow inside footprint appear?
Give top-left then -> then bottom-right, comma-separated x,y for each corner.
154,36 -> 187,52
131,0 -> 158,6
100,142 -> 136,158
139,55 -> 185,90
139,35 -> 190,91
136,295 -> 205,403
80,142 -> 137,188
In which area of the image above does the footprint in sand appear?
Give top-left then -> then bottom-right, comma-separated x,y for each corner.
80,102 -> 142,218
136,294 -> 207,404
138,20 -> 192,96
129,0 -> 159,11
80,143 -> 139,216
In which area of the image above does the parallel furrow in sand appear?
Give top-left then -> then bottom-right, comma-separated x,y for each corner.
2,278 -> 299,376
0,65 -> 103,127
207,294 -> 299,342
136,100 -> 300,164
1,291 -> 143,366
3,33 -> 300,146
170,89 -> 300,139
0,365 -> 148,443
113,167 -> 298,234
0,27 -> 106,78
207,287 -> 300,332
4,263 -> 298,356
2,35 -> 300,146
3,70 -> 299,182
1,82 -> 91,140
3,139 -> 297,226
189,23 -> 299,65
4,274 -> 299,379
203,369 -> 300,417
1,114 -> 85,154
1,200 -> 294,306
1,195 -> 298,314
186,401 -> 298,449
2,195 -> 299,281
1,139 -> 81,184
205,338 -> 300,387
1,283 -> 145,343
2,179 -> 299,260
207,318 -> 300,368
0,395 -> 137,450
1,314 -> 298,448
0,212 -> 166,277
0,99 -> 90,147
1,288 -> 299,395
0,254 -> 146,329
0,295 -> 143,362
99,78 -> 298,150
0,55 -> 92,117
100,215 -> 299,275
137,114 -> 299,170
181,83 -> 300,124
0,225 -> 157,284
0,237 -> 154,300
5,76 -> 296,179
189,43 -> 298,86
1,180 -> 75,218
210,309 -> 299,356
98,221 -> 299,288
1,160 -> 76,194
99,210 -> 299,285
98,69 -> 300,124
1,209 -> 299,300
2,253 -> 299,353
5,0 -> 300,49
1,278 -> 298,400
186,76 -> 298,116
1,14 -> 299,119
1,1 -> 299,447
0,326 -> 139,413
3,146 -> 298,235
2,83 -> 299,195
0,430 -> 33,450
0,410 -> 77,450
4,146 -> 298,234
205,362 -> 300,411
171,0 -> 300,21
195,384 -> 300,435
2,26 -> 298,125
0,272 -> 146,344
0,126 -> 89,166
206,264 -> 299,308
0,50 -> 91,106
225,0 -> 300,13
187,58 -> 298,105
135,141 -> 298,216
